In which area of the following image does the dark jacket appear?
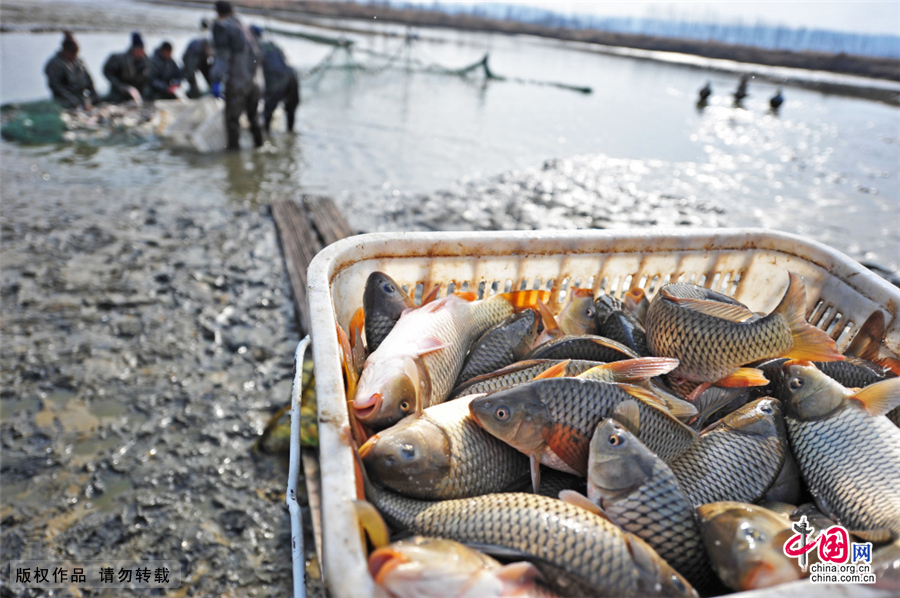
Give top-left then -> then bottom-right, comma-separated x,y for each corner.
210,15 -> 260,93
103,49 -> 151,100
258,40 -> 296,97
44,51 -> 97,108
146,49 -> 183,100
182,38 -> 213,73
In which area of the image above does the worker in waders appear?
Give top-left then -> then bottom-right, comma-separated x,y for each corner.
249,26 -> 301,134
210,1 -> 262,150
145,41 -> 183,101
183,19 -> 215,99
103,32 -> 151,105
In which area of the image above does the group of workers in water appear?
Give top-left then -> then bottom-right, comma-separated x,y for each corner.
43,1 -> 299,150
697,74 -> 784,111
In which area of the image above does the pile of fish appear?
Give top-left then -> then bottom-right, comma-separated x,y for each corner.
335,270 -> 900,597
58,102 -> 156,142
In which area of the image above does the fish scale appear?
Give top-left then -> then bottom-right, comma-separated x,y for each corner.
786,406 -> 900,536
537,378 -> 695,463
669,401 -> 787,506
602,460 -> 710,587
368,487 -> 660,597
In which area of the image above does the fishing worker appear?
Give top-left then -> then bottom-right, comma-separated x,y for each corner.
183,19 -> 215,99
210,1 -> 263,150
145,41 -> 183,101
44,31 -> 98,109
103,32 -> 151,104
250,26 -> 300,134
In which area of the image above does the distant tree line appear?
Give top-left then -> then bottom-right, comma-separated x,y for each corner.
372,0 -> 900,59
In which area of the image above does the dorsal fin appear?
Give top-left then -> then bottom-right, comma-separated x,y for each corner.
533,360 -> 570,380
613,399 -> 641,436
660,290 -> 758,323
559,490 -> 610,520
618,383 -> 700,439
537,300 -> 559,331
421,284 -> 441,305
499,290 -> 553,312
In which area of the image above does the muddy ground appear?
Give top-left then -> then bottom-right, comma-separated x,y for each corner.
0,144 -> 318,597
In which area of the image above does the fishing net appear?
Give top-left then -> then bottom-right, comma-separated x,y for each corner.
1,100 -> 67,144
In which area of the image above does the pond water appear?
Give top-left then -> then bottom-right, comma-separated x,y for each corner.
2,2 -> 898,273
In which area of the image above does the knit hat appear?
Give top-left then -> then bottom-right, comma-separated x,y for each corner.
131,31 -> 144,49
249,25 -> 263,38
214,1 -> 233,16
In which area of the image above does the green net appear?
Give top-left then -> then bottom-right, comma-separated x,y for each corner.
1,100 -> 67,144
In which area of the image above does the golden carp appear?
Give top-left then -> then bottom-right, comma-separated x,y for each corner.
353,292 -> 537,429
669,398 -> 787,506
586,418 -> 710,587
366,485 -> 697,598
696,502 -> 802,591
645,273 -> 843,388
779,361 -> 900,537
359,395 -> 529,499
368,536 -> 553,598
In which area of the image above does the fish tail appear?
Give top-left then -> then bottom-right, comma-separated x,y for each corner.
499,289 -> 553,312
774,272 -> 844,362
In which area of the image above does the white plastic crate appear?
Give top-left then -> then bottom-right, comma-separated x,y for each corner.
295,228 -> 899,598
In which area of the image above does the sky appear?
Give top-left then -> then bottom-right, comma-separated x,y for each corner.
408,1 -> 900,36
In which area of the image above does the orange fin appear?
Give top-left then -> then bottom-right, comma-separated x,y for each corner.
845,311 -> 885,361
453,291 -> 478,301
874,355 -> 900,376
583,357 -> 680,383
533,360 -> 571,380
537,300 -> 559,331
850,377 -> 900,416
500,289 -> 553,312
337,323 -> 358,398
715,367 -> 770,388
421,284 -> 441,305
559,490 -> 610,520
353,500 -> 390,550
542,423 -> 590,475
775,272 -> 844,363
660,291 -> 757,322
349,308 -> 366,349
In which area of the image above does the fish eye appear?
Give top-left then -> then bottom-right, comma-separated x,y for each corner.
400,400 -> 411,412
495,407 -> 509,421
789,377 -> 804,390
586,306 -> 596,318
400,444 -> 415,460
761,405 -> 774,414
608,434 -> 622,446
671,574 -> 686,593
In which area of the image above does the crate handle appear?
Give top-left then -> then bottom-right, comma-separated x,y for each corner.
288,336 -> 311,598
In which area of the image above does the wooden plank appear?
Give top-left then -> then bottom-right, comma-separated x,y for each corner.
304,196 -> 356,247
271,199 -> 323,335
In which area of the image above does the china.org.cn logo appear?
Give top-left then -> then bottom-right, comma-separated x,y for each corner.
782,515 -> 876,584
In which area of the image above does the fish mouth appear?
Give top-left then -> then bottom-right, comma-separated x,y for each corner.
743,561 -> 791,590
353,393 -> 382,421
368,548 -> 409,584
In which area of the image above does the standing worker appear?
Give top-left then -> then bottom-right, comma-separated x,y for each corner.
146,41 -> 183,101
103,32 -> 151,104
250,26 -> 300,134
183,19 -> 215,99
44,31 -> 98,109
210,1 -> 263,150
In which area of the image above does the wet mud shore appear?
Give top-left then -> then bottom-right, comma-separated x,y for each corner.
0,146 -> 317,597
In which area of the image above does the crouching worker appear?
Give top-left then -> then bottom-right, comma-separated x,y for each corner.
250,26 -> 300,134
44,31 -> 98,109
103,32 -> 151,104
146,42 -> 183,101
